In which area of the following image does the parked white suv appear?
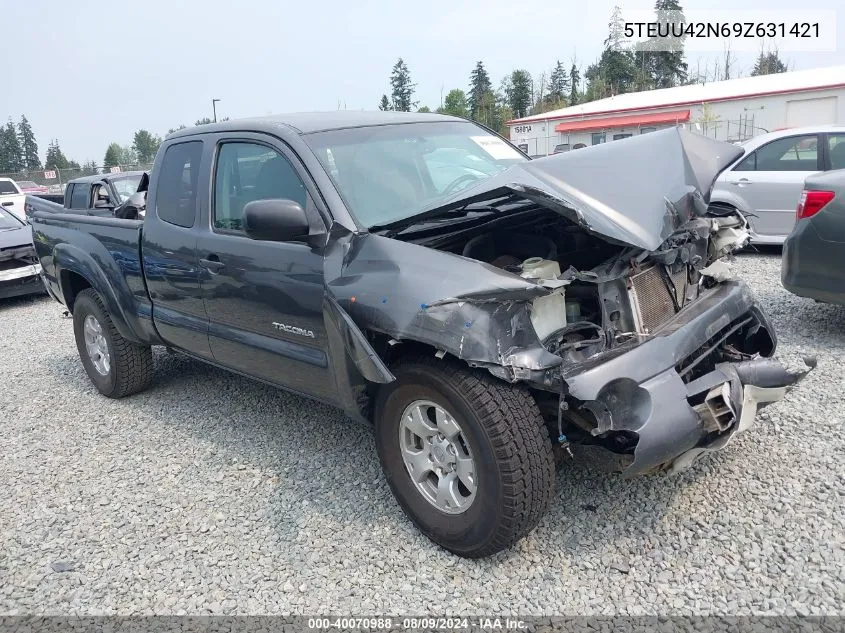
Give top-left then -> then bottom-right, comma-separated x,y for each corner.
710,125 -> 845,244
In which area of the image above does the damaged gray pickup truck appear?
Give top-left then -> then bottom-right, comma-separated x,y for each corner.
31,112 -> 811,558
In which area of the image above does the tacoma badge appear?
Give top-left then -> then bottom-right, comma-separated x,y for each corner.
272,322 -> 315,338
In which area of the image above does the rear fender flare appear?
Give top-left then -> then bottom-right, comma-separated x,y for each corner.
54,242 -> 145,344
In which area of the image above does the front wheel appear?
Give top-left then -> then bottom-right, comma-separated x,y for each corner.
375,356 -> 555,558
72,288 -> 154,398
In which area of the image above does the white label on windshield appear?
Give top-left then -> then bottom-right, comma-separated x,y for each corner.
470,135 -> 523,160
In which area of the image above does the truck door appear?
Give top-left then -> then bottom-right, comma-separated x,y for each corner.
142,140 -> 212,359
196,137 -> 336,403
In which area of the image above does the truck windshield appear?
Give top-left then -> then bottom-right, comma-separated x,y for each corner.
303,121 -> 526,228
111,175 -> 143,202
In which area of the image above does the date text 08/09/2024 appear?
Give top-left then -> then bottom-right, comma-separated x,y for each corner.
307,617 -> 528,630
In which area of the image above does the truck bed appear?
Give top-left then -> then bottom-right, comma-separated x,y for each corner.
30,211 -> 160,346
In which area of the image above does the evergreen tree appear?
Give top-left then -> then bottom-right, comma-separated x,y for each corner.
438,89 -> 469,118
606,5 -> 627,50
569,63 -> 581,105
44,140 -> 69,171
468,61 -> 493,122
650,0 -> 688,88
132,129 -> 162,164
103,143 -> 122,168
378,94 -> 392,111
18,115 -> 41,170
506,70 -> 533,118
751,50 -> 788,76
546,61 -> 570,108
195,117 -> 213,126
0,120 -> 23,173
417,105 -> 431,113
389,58 -> 416,112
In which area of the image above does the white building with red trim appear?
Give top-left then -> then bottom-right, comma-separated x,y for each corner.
506,65 -> 845,156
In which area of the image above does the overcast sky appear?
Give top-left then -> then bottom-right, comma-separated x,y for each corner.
4,0 -> 843,163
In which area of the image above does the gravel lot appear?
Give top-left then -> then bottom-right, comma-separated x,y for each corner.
1,251 -> 843,616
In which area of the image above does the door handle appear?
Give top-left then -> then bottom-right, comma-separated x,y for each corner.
1,201 -> 12,207
200,256 -> 225,272
731,178 -> 752,186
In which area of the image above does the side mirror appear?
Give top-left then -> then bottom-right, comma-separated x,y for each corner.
244,199 -> 309,242
114,191 -> 146,219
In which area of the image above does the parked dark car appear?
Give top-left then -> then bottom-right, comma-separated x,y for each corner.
0,206 -> 43,299
31,112 -> 810,557
25,171 -> 146,219
782,169 -> 845,304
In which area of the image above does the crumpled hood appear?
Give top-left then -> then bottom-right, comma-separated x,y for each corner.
423,127 -> 744,252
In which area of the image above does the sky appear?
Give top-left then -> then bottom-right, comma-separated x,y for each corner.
3,0 -> 843,164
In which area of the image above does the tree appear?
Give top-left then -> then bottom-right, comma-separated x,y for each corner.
506,70 -> 533,118
752,49 -> 788,76
81,160 -> 99,177
606,5 -> 627,50
0,120 -> 23,173
103,143 -> 122,168
468,61 -> 493,122
132,129 -> 162,164
569,63 -> 581,105
546,61 -> 570,109
378,94 -> 392,111
18,116 -> 40,170
417,105 -> 431,113
195,117 -> 213,126
390,58 -> 416,112
645,0 -> 688,88
44,140 -> 69,171
167,124 -> 188,135
438,89 -> 469,118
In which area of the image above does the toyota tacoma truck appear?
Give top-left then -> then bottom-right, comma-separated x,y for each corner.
31,112 -> 811,558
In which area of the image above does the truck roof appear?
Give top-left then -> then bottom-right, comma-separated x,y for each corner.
68,171 -> 147,185
166,111 -> 465,138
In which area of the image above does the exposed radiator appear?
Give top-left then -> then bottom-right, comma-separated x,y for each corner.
628,265 -> 692,334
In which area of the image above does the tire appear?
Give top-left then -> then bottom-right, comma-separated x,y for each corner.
72,288 -> 154,398
375,355 -> 555,558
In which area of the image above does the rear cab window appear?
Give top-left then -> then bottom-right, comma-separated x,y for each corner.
156,141 -> 203,228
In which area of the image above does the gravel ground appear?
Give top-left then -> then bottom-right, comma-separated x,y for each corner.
1,251 -> 843,616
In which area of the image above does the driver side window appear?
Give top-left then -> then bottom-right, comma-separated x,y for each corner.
213,142 -> 307,232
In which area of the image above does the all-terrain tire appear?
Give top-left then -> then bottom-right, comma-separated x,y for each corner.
375,355 -> 555,558
72,288 -> 154,398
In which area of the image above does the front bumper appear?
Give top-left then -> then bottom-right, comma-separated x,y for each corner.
563,281 -> 812,476
0,263 -> 45,299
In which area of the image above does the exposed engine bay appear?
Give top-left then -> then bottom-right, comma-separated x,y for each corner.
399,203 -> 753,378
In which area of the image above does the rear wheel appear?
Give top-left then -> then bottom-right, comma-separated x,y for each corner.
375,356 -> 555,558
72,289 -> 153,398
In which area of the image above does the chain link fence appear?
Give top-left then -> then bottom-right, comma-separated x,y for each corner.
0,163 -> 153,192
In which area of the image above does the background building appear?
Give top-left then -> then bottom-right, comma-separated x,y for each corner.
507,65 -> 845,156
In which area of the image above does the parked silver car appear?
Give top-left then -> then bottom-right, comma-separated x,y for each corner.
710,125 -> 845,244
